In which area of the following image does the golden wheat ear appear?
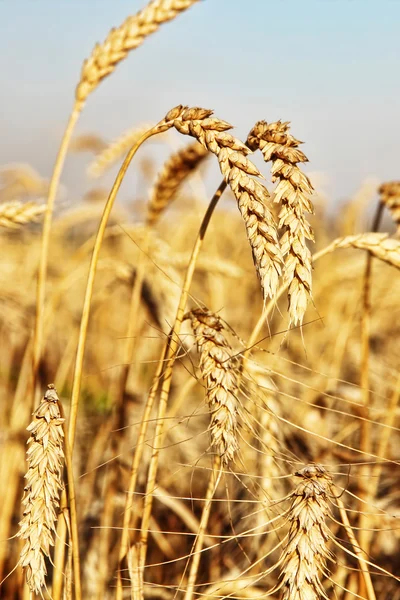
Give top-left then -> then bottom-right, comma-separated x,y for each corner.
147,141 -> 208,225
0,201 -> 46,229
18,384 -> 65,594
188,308 -> 240,464
169,106 -> 283,301
379,181 -> 400,233
247,121 -> 315,326
276,465 -> 333,600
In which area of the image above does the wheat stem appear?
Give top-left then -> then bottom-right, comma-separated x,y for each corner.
138,180 -> 227,571
32,106 -> 82,406
357,202 -> 384,596
336,496 -> 376,600
115,344 -> 167,600
183,456 -> 222,600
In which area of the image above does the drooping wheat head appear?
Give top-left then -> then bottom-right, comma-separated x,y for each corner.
0,201 -> 46,229
277,465 -> 333,600
188,308 -> 240,463
247,121 -> 314,325
76,0 -> 200,103
18,384 -> 65,593
326,232 -> 400,269
168,106 -> 283,301
379,181 -> 400,233
147,141 -> 208,225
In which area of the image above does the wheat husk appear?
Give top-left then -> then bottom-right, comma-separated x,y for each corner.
327,232 -> 400,269
169,106 -> 283,301
76,0 -> 199,102
278,465 -> 333,600
189,308 -> 240,463
147,141 -> 208,225
247,120 -> 314,325
88,123 -> 154,178
18,384 -> 65,593
379,181 -> 400,233
0,201 -> 46,229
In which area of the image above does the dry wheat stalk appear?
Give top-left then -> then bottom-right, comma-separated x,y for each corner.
247,121 -> 314,325
147,141 -> 208,225
0,201 -> 46,228
188,308 -> 239,463
380,181 -> 400,232
277,465 -> 333,600
169,106 -> 283,301
76,0 -> 199,102
18,384 -> 65,593
327,232 -> 400,269
88,123 -> 154,178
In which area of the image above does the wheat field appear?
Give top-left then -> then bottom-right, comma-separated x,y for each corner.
1,1 -> 400,599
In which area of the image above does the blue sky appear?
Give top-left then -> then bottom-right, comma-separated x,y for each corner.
0,0 -> 399,203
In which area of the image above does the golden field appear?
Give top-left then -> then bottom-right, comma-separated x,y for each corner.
1,1 -> 400,599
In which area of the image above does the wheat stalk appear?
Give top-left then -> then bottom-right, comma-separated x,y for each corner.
379,181 -> 400,232
188,308 -> 239,463
18,384 -> 65,594
168,106 -> 283,301
277,465 -> 333,600
76,0 -> 200,102
88,123 -> 154,178
147,141 -> 208,225
247,120 -> 314,325
0,201 -> 46,228
34,0 -> 199,421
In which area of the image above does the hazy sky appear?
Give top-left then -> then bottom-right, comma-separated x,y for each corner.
0,0 -> 399,203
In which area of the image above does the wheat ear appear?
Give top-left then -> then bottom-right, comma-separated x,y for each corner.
147,141 -> 208,225
189,308 -> 240,463
76,0 -> 199,102
277,465 -> 333,600
379,181 -> 400,232
247,120 -> 314,325
326,232 -> 400,269
170,106 -> 283,300
88,123 -> 154,178
18,384 -> 65,594
0,201 -> 45,228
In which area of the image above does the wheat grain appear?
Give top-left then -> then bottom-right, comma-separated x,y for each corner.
327,232 -> 400,269
76,0 -> 199,102
147,141 -> 208,225
379,181 -> 400,233
168,106 -> 283,301
18,384 -> 65,593
0,201 -> 46,228
247,121 -> 314,325
278,465 -> 333,600
188,308 -> 239,463
88,123 -> 155,178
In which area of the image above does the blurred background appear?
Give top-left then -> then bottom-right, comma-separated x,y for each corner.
1,0 -> 399,204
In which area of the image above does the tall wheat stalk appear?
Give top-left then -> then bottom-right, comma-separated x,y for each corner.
32,0 -> 199,413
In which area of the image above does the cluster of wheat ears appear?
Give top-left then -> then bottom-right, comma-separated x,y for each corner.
1,1 -> 400,599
